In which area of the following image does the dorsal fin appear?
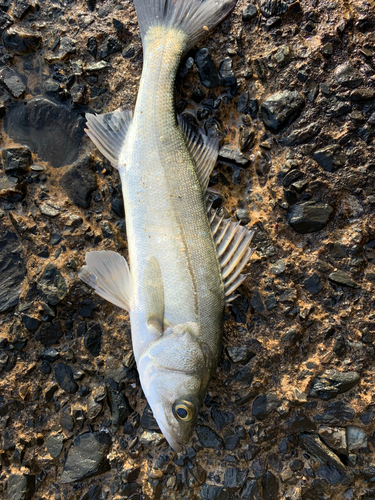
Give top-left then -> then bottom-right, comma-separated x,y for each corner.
178,114 -> 219,193
208,207 -> 255,304
85,107 -> 133,169
78,250 -> 133,311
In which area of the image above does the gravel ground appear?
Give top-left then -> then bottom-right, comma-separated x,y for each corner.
1,0 -> 375,499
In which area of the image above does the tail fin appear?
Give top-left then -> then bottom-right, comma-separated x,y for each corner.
133,0 -> 236,49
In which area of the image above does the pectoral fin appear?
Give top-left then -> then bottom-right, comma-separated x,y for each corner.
79,250 -> 132,311
144,257 -> 165,334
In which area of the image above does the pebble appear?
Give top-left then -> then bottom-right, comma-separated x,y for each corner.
0,10 -> 13,33
84,324 -> 102,357
2,147 -> 32,174
262,471 -> 279,500
196,425 -> 224,449
304,273 -> 323,294
4,97 -> 85,168
242,4 -> 258,21
218,146 -> 250,167
200,484 -> 229,500
238,126 -> 255,151
252,392 -> 280,420
61,431 -> 112,483
346,426 -> 367,451
141,403 -> 161,432
54,363 -> 78,394
261,91 -> 305,133
108,390 -> 131,427
21,314 -> 40,332
223,468 -> 247,491
37,263 -> 68,305
60,154 -> 98,208
0,225 -> 26,312
274,44 -> 293,66
211,407 -> 234,431
318,426 -> 347,454
46,433 -> 64,458
314,401 -> 355,425
328,270 -> 359,289
240,478 -> 260,499
335,64 -> 363,89
309,369 -> 360,400
227,346 -> 255,364
0,66 -> 26,98
260,0 -> 287,18
7,473 -> 35,500
287,200 -> 333,234
195,48 -> 220,88
219,57 -> 236,86
3,26 -> 41,54
280,122 -> 321,146
299,433 -> 345,480
312,145 -> 345,172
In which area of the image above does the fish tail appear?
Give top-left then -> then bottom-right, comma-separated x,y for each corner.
133,0 -> 236,49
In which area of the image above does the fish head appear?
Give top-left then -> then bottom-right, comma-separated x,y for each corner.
138,322 -> 212,451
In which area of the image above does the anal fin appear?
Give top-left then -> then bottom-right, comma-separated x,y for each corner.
85,107 -> 132,169
79,250 -> 132,311
209,208 -> 255,304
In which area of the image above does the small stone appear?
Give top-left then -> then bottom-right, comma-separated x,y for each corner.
331,242 -> 347,259
58,37 -> 76,59
274,44 -> 293,66
314,401 -> 355,425
60,154 -> 97,208
21,314 -> 40,332
139,431 -> 165,447
242,4 -> 258,21
227,346 -> 255,364
84,324 -> 102,357
350,88 -> 375,101
270,259 -> 285,275
0,67 -> 26,98
85,61 -> 110,72
61,431 -> 112,483
200,484 -> 229,500
0,10 -> 13,33
240,479 -> 260,500
3,26 -> 41,54
54,363 -> 78,394
313,145 -> 345,172
195,48 -> 220,88
37,263 -> 68,305
223,468 -> 247,491
35,321 -> 63,346
46,433 -> 64,458
309,369 -> 360,400
7,473 -> 35,500
236,208 -> 250,225
108,390 -> 131,427
219,57 -> 236,86
260,0 -> 287,17
196,425 -> 224,449
41,347 -> 59,362
288,200 -> 333,233
328,270 -> 358,288
304,273 -> 323,294
321,42 -> 333,57
318,426 -> 347,454
218,146 -> 250,167
252,392 -> 280,420
281,122 -> 321,147
265,293 -> 278,310
335,64 -> 363,89
250,290 -> 265,313
238,126 -> 255,151
346,426 -> 367,451
2,147 -> 32,174
261,471 -> 279,500
12,0 -> 31,19
98,36 -> 121,59
261,91 -> 305,133
141,403 -> 161,432
0,225 -> 26,312
211,407 -> 234,431
299,433 -> 345,481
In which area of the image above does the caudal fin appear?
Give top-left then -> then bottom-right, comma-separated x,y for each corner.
133,0 -> 236,49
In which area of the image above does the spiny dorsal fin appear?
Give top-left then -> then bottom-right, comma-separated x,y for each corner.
85,107 -> 132,169
208,208 -> 255,304
178,114 -> 219,193
144,256 -> 165,334
79,250 -> 133,311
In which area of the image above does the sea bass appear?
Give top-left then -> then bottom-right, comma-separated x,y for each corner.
79,0 -> 254,451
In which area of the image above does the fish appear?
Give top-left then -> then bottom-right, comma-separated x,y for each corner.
79,0 -> 254,451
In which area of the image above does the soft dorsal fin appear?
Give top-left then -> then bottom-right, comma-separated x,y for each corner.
144,257 -> 165,334
178,114 -> 219,193
78,250 -> 132,311
208,206 -> 255,304
85,107 -> 132,168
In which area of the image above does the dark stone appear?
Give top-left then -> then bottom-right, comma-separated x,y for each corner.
288,200 -> 333,234
282,169 -> 303,187
35,321 -> 63,346
141,403 -> 161,432
84,324 -> 102,357
3,26 -> 41,54
314,401 -> 355,425
79,485 -> 102,500
261,471 -> 278,500
0,10 -> 13,33
317,463 -> 346,485
328,270 -> 358,288
241,478 -> 260,499
111,196 -> 125,217
227,346 -> 256,364
248,99 -> 259,118
224,468 -> 248,491
219,57 -> 236,86
60,154 -> 97,208
242,4 -> 258,21
333,335 -> 346,357
250,291 -> 265,313
350,88 -> 375,101
196,425 -> 224,449
195,48 -> 220,88
320,95 -> 351,117
54,363 -> 78,394
261,91 -> 305,133
309,369 -> 360,400
265,293 -> 277,311
331,242 -> 347,259
108,390 -> 131,427
200,484 -> 229,500
2,147 -> 32,174
335,64 -> 363,89
86,36 -> 97,58
304,273 -> 323,295
12,0 -> 31,19
3,97 -> 85,168
45,433 -> 63,458
60,406 -> 74,432
119,483 -> 138,497
7,473 -> 35,500
0,67 -> 26,98
252,393 -> 280,420
312,145 -> 345,172
235,366 -> 254,385
239,126 -> 255,151
280,122 -> 321,146
0,175 -> 27,202
299,433 -> 345,481
61,431 -> 112,483
260,0 -> 287,17
238,92 -> 249,114
37,263 -> 68,305
40,361 -> 51,374
41,347 -> 59,363
0,225 -> 26,312
358,124 -> 373,143
219,146 -> 250,167
98,36 -> 122,59
211,407 -> 234,431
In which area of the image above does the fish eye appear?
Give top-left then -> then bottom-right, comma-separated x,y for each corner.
173,400 -> 195,422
